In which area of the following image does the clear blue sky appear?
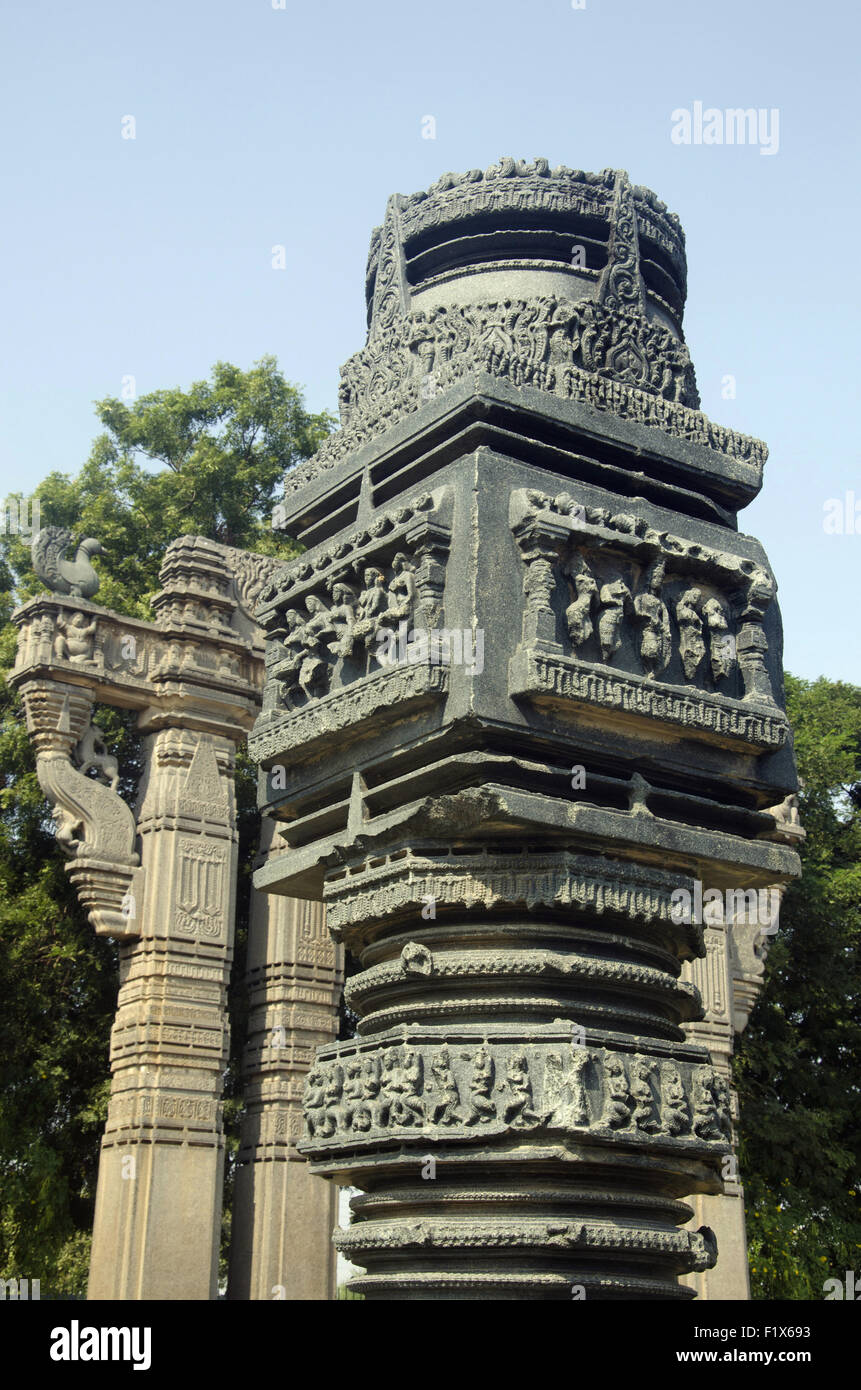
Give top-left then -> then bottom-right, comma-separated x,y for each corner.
1,0 -> 858,683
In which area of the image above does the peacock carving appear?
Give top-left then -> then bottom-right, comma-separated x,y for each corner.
32,528 -> 102,599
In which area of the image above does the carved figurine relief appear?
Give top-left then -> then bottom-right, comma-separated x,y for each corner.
501,1053 -> 541,1129
427,1046 -> 463,1126
302,1040 -> 730,1150
260,518 -> 450,721
597,578 -> 632,664
463,1045 -> 497,1126
563,553 -> 598,648
557,540 -> 741,694
54,611 -> 98,664
676,588 -> 707,682
509,491 -> 788,749
634,559 -> 672,678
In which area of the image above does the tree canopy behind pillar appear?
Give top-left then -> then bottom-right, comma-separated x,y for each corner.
0,359 -> 332,1294
735,674 -> 861,1299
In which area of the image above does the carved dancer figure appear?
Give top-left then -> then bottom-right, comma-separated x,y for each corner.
634,559 -> 671,678
597,578 -> 631,663
661,1063 -> 690,1136
271,610 -> 307,708
676,587 -> 706,682
548,299 -> 577,393
54,611 -> 98,664
342,1058 -> 364,1131
399,1048 -> 425,1125
563,554 -> 598,649
463,1044 -> 497,1125
510,302 -> 539,386
385,1046 -> 419,1128
602,1056 -> 632,1128
630,1057 -> 660,1133
478,308 -> 514,376
409,312 -> 437,379
702,595 -> 734,681
387,1047 -> 423,1128
501,1053 -> 540,1129
380,1047 -> 401,1128
304,1067 -> 328,1138
355,1054 -> 386,1131
318,1064 -> 343,1138
427,1046 -> 462,1126
691,1069 -> 723,1141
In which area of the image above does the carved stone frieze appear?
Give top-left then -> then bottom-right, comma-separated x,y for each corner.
322,848 -> 698,934
508,488 -> 788,751
251,491 -> 453,757
301,1035 -> 731,1151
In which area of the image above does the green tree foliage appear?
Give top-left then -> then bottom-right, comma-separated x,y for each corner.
0,359 -> 332,1294
735,675 -> 861,1298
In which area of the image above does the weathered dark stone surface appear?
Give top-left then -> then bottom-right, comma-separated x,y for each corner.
251,160 -> 801,1299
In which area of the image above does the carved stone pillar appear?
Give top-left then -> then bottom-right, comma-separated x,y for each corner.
679,919 -> 746,1299
84,725 -> 240,1299
11,533 -> 341,1298
251,162 -> 803,1298
680,876 -> 796,1299
228,820 -> 343,1300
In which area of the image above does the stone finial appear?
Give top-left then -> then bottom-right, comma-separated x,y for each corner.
32,527 -> 102,599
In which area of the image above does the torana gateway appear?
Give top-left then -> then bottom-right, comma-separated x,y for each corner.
13,158 -> 803,1300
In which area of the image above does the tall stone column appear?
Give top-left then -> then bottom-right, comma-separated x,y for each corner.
86,726 -> 240,1299
681,862 -> 801,1298
10,533 -> 298,1298
249,160 -> 803,1298
228,820 -> 343,1300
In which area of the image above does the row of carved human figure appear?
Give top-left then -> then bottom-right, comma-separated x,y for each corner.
270,553 -> 418,706
338,295 -> 698,425
304,1044 -> 731,1143
559,552 -> 736,682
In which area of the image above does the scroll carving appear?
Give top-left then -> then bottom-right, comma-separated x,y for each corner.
19,683 -> 141,940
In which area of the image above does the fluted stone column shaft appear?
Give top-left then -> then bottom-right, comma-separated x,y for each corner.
88,727 -> 239,1300
228,821 -> 343,1300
